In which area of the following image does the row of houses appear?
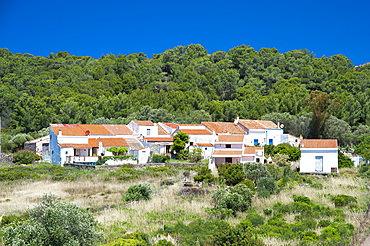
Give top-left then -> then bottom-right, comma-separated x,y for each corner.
26,117 -> 340,174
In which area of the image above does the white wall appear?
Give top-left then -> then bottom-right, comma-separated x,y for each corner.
245,130 -> 265,146
266,129 -> 284,146
138,125 -> 158,137
60,147 -> 74,165
57,136 -> 88,144
215,144 -> 243,149
300,149 -> 338,173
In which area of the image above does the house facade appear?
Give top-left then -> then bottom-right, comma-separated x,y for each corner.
299,139 -> 338,174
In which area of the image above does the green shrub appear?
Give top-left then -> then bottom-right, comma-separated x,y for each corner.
319,222 -> 354,244
338,151 -> 354,168
318,219 -> 331,228
244,210 -> 265,227
0,213 -> 29,226
359,165 -> 369,173
238,179 -> 255,194
293,195 -> 311,204
257,177 -> 276,197
193,165 -> 214,183
122,183 -> 152,202
332,194 -> 357,207
104,233 -> 150,246
219,163 -> 246,186
243,162 -> 271,181
152,155 -> 170,163
213,226 -> 265,245
263,209 -> 272,216
4,194 -> 101,245
13,150 -> 35,164
155,239 -> 175,246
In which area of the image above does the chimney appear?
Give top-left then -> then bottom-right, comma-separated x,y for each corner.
234,115 -> 239,125
59,129 -> 62,136
300,135 -> 303,139
277,120 -> 280,129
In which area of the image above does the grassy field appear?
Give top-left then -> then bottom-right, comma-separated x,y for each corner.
0,162 -> 369,245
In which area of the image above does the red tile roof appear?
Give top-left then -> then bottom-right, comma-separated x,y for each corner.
300,139 -> 338,149
158,125 -> 170,135
162,123 -> 179,129
178,124 -> 203,127
180,129 -> 212,135
51,126 -> 86,136
103,125 -> 133,135
143,137 -> 173,142
202,122 -> 245,134
196,143 -> 214,146
79,125 -> 113,135
217,135 -> 244,142
59,143 -> 91,148
134,121 -> 154,126
88,138 -> 129,147
212,150 -> 243,156
238,120 -> 278,129
243,146 -> 263,155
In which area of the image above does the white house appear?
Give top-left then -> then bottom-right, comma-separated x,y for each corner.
127,121 -> 158,138
299,139 -> 338,174
235,118 -> 284,146
24,135 -> 50,162
212,135 -> 245,165
242,146 -> 264,163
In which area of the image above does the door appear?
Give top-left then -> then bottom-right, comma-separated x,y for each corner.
269,139 -> 273,145
315,156 -> 323,172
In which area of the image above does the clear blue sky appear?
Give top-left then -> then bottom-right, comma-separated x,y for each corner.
1,0 -> 369,65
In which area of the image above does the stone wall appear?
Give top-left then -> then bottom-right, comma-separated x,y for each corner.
0,153 -> 13,163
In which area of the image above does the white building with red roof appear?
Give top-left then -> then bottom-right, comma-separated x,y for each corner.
299,139 -> 338,174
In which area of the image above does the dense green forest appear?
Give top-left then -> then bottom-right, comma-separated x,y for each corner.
1,44 -> 370,149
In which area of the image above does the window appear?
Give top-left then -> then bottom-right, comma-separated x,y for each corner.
269,139 -> 273,145
225,157 -> 232,163
190,142 -> 194,145
52,150 -> 54,154
65,151 -> 68,155
226,144 -> 231,148
147,129 -> 151,135
256,158 -> 260,163
254,139 -> 258,145
205,148 -> 207,150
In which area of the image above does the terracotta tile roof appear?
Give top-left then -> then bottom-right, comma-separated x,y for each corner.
196,143 -> 214,146
202,122 -> 245,134
178,124 -> 203,127
217,135 -> 244,143
157,125 -> 170,135
212,150 -> 243,156
300,139 -> 338,149
51,126 -> 86,136
79,125 -> 113,135
162,123 -> 179,129
180,129 -> 212,135
88,138 -> 129,147
243,146 -> 263,155
133,121 -> 154,126
59,143 -> 91,148
103,125 -> 133,135
143,137 -> 173,142
238,120 -> 278,129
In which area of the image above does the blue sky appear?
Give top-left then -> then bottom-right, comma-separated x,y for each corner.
1,0 -> 369,65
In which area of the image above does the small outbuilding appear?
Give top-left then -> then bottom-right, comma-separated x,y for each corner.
299,139 -> 338,174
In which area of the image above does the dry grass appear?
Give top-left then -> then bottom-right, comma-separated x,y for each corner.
96,181 -> 212,234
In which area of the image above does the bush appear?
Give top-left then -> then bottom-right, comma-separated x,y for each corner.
318,219 -> 331,228
263,209 -> 272,216
243,162 -> 271,181
193,165 -> 214,183
4,194 -> 102,245
155,239 -> 175,246
359,165 -> 369,174
332,194 -> 357,207
122,183 -> 153,202
152,154 -> 170,163
244,210 -> 265,227
13,150 -> 35,164
213,227 -> 265,245
218,163 -> 246,186
231,184 -> 254,209
238,179 -> 255,194
104,233 -> 150,246
256,177 -> 276,197
338,151 -> 354,168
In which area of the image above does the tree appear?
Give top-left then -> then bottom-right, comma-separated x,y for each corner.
4,194 -> 101,245
306,91 -> 339,139
107,146 -> 128,156
170,132 -> 189,154
272,143 -> 301,162
355,135 -> 370,161
189,148 -> 202,163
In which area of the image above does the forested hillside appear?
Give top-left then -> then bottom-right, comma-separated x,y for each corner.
1,44 -> 370,148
